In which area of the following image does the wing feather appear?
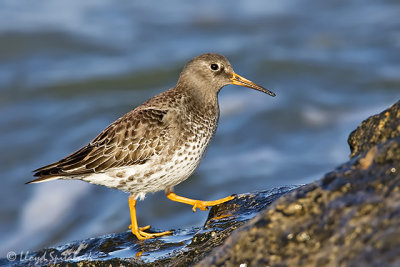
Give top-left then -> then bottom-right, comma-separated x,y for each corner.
31,108 -> 170,179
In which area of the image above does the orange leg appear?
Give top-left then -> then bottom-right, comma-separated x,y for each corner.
166,192 -> 235,212
128,195 -> 172,240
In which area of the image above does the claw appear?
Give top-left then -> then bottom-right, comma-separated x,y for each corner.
131,226 -> 172,240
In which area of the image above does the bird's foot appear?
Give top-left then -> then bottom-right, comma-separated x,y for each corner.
129,224 -> 172,240
190,195 -> 235,212
166,192 -> 236,212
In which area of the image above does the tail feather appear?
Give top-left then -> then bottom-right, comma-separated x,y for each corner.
27,145 -> 93,184
26,176 -> 61,184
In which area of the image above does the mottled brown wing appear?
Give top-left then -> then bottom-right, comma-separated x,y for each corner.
32,108 -> 170,179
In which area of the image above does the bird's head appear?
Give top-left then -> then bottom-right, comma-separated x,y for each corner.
178,53 -> 276,98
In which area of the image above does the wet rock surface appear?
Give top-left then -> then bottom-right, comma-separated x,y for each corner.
199,101 -> 400,267
2,101 -> 399,266
0,187 -> 297,266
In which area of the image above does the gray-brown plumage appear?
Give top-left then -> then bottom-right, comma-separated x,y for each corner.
28,53 -> 275,240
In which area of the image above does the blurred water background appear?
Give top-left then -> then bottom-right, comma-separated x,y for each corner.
1,0 -> 399,256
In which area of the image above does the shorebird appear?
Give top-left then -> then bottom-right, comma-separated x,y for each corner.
27,53 -> 275,240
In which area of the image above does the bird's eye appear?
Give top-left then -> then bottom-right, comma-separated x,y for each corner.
210,63 -> 219,71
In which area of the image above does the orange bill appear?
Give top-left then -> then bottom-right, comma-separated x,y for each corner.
231,72 -> 276,97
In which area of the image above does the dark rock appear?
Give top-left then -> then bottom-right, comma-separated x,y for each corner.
199,101 -> 400,267
0,187 -> 297,267
348,100 -> 400,158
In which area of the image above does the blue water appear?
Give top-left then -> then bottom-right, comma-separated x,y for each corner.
1,0 -> 399,257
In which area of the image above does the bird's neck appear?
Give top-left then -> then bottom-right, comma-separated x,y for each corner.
176,82 -> 219,113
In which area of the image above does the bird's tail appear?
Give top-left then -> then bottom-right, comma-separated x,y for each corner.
26,176 -> 60,184
27,145 -> 93,185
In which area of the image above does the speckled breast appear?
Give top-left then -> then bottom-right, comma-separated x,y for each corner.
144,106 -> 219,192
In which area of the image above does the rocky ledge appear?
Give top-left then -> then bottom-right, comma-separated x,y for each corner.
2,101 -> 399,266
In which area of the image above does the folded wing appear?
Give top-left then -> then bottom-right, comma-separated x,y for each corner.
29,108 -> 170,182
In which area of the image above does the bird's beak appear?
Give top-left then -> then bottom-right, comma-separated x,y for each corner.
231,72 -> 276,97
